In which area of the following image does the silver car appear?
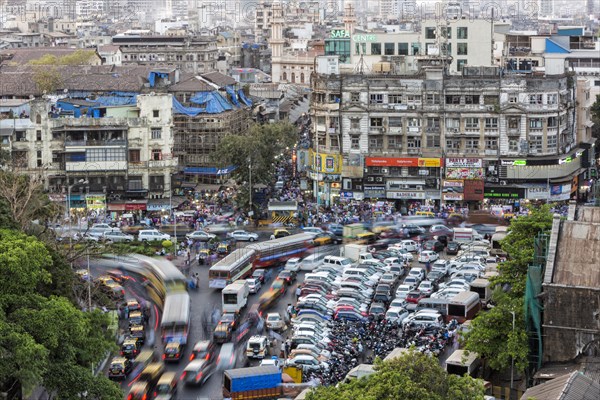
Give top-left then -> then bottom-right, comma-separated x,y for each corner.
103,231 -> 134,242
227,230 -> 259,242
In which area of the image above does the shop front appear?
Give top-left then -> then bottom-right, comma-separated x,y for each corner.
309,150 -> 343,206
364,185 -> 385,199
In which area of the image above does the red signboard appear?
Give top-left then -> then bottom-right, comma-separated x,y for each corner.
125,203 -> 147,211
365,157 -> 419,167
464,180 -> 485,201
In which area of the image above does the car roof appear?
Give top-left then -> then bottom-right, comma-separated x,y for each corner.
185,359 -> 207,370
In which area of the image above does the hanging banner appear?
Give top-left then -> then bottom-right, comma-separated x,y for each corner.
446,168 -> 484,180
418,158 -> 442,167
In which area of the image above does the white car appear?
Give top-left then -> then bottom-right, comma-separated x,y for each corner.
385,307 -> 409,323
228,230 -> 259,242
285,258 -> 302,272
383,257 -> 405,274
402,310 -> 444,328
389,297 -> 408,309
260,357 -> 282,369
430,287 -> 466,299
247,278 -> 261,294
418,280 -> 436,295
403,276 -> 419,290
418,250 -> 439,263
407,267 -> 426,282
138,230 -> 171,242
204,224 -> 232,234
399,240 -> 418,252
395,284 -> 412,299
302,227 -> 325,235
103,231 -> 134,242
286,354 -> 328,372
91,223 -> 115,232
266,312 -> 286,331
186,230 -> 216,241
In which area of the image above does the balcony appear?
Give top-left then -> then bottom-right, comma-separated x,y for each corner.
446,148 -> 461,154
369,127 -> 385,134
129,161 -> 149,168
66,161 -> 127,172
407,148 -> 421,155
149,160 -> 170,169
485,149 -> 499,156
64,139 -> 127,147
464,128 -> 480,135
407,127 -> 421,136
464,148 -> 480,154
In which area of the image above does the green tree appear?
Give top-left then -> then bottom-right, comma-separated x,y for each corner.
28,50 -> 98,66
305,349 -> 485,400
32,66 -> 63,93
591,94 -> 600,138
211,122 -> 298,208
0,230 -> 120,398
464,206 -> 553,376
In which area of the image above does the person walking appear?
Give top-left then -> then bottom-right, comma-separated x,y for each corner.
425,260 -> 431,274
295,285 -> 301,301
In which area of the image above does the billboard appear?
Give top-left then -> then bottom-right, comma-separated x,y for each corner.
445,158 -> 482,168
365,157 -> 442,168
309,150 -> 342,174
446,168 -> 485,180
442,180 -> 464,201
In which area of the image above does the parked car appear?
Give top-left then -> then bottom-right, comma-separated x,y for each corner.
266,312 -> 286,331
138,230 -> 171,242
423,240 -> 445,252
418,250 -> 439,263
446,241 -> 461,255
418,280 -> 437,295
285,258 -> 302,272
227,230 -> 258,242
385,307 -> 409,324
368,302 -> 387,320
379,273 -> 399,286
406,290 -> 427,304
103,231 -> 134,242
186,230 -> 216,241
407,267 -> 426,282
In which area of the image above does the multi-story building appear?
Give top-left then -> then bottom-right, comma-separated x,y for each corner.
309,63 -> 593,206
113,32 -> 218,74
1,93 -> 177,213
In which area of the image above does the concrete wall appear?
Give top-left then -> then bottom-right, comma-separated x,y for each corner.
543,286 -> 600,362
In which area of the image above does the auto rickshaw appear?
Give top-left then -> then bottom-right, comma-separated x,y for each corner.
217,242 -> 232,256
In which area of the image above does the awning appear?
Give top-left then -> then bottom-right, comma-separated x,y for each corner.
125,200 -> 147,211
107,203 -> 126,211
183,165 -> 237,175
146,197 -> 186,211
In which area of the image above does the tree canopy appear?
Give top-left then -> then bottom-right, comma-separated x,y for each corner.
0,229 -> 120,399
464,206 -> 553,376
305,349 -> 486,400
28,50 -> 98,66
211,122 -> 297,207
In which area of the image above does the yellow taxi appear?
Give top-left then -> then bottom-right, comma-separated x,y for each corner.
356,232 -> 377,244
313,232 -> 333,246
127,381 -> 151,400
273,229 -> 291,239
415,211 -> 435,218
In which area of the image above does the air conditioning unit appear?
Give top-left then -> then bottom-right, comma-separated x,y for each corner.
364,168 -> 369,173
375,176 -> 384,183
500,180 -> 507,186
488,177 -> 499,183
487,106 -> 494,111
381,168 -> 389,174
408,105 -> 416,110
402,184 -> 410,189
416,185 -> 423,190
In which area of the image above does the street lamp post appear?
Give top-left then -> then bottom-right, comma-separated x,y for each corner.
510,310 -> 516,394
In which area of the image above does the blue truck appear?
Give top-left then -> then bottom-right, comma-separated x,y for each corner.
223,365 -> 282,400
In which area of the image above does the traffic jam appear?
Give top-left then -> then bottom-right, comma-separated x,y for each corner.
100,210 -> 506,399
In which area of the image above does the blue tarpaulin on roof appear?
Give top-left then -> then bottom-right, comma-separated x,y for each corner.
56,101 -> 83,117
148,71 -> 169,88
172,97 -> 205,116
225,86 -> 240,107
238,90 -> 253,106
90,95 -> 136,106
183,166 -> 237,175
190,91 -> 233,113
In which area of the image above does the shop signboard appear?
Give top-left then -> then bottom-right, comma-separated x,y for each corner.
366,157 -> 418,167
85,195 -> 106,210
386,191 -> 426,200
446,168 -> 484,180
340,191 -> 354,199
442,180 -> 464,201
550,184 -> 571,201
463,180 -> 484,201
445,158 -> 482,168
484,187 -> 526,199
417,158 -> 441,167
125,203 -> 146,211
526,186 -> 549,200
364,185 -> 385,198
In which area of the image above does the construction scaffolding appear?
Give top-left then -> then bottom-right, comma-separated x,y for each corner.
524,232 -> 549,385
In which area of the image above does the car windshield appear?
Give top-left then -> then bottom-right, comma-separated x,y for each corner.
267,315 -> 280,321
221,315 -> 234,323
110,362 -> 124,369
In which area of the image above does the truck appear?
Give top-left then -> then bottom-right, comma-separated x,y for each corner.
223,365 -> 282,400
343,223 -> 365,239
490,226 -> 509,258
445,349 -> 480,377
452,228 -> 484,243
222,280 -> 250,313
343,244 -> 369,262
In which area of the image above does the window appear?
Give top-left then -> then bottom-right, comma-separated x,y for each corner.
371,42 -> 381,55
152,110 -> 160,118
398,42 -> 409,55
465,117 -> 479,129
457,59 -> 467,71
466,139 -> 479,149
407,118 -> 421,127
300,73 -> 305,83
388,94 -> 402,104
426,117 -> 440,128
457,27 -> 468,39
370,118 -> 383,127
370,94 -> 384,104
52,151 -> 60,163
425,94 -> 440,105
36,130 -> 42,141
446,95 -> 461,105
485,118 -> 498,128
388,117 -> 403,127
406,95 -> 420,104
129,149 -> 141,162
547,116 -> 558,128
485,138 -> 498,149
425,27 -> 436,39
411,42 -> 421,55
547,135 -> 557,149
151,128 -> 162,139
351,135 -> 360,149
547,94 -> 558,104
350,118 -> 360,130
388,137 -> 401,149
384,43 -> 395,55
151,149 -> 162,161
355,42 -> 367,55
87,148 -> 126,162
529,136 -> 543,152
508,117 -> 519,129
282,72 -> 287,81
426,135 -> 440,147
441,27 -> 451,39
407,138 -> 421,148
369,136 -> 383,149
318,135 -> 326,148
529,94 -> 543,104
330,135 -> 339,149
509,139 -> 519,152
446,118 -> 460,129
350,92 -> 360,102
446,139 -> 460,149
457,43 -> 468,55
529,118 -> 543,129
465,95 -> 479,105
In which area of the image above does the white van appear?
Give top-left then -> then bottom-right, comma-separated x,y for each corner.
138,229 -> 171,242
221,280 -> 250,313
322,256 -> 353,270
299,253 -> 327,271
342,268 -> 370,281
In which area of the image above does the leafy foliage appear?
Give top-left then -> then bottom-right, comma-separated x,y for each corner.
0,229 -> 120,398
305,349 -> 485,400
464,206 -> 553,375
32,66 -> 63,93
211,122 -> 297,208
28,50 -> 98,66
591,94 -> 600,138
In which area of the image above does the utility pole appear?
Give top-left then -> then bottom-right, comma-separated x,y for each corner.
249,156 -> 252,211
510,310 -> 516,394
